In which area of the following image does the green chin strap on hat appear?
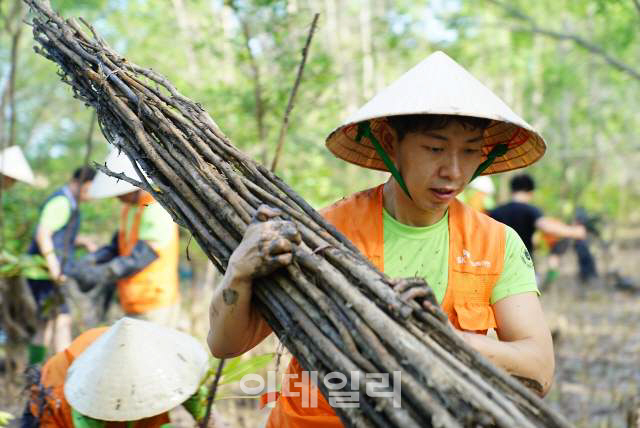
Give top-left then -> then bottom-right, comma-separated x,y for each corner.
356,121 -> 412,198
71,408 -> 132,428
71,384 -> 207,428
356,120 -> 509,199
470,142 -> 508,181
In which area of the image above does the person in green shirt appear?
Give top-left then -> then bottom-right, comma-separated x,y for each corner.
26,166 -> 96,364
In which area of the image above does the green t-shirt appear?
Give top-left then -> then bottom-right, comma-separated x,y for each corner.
124,202 -> 175,246
25,196 -> 73,280
383,208 -> 538,305
39,195 -> 72,232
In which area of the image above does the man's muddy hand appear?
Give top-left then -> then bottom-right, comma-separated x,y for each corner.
227,205 -> 302,284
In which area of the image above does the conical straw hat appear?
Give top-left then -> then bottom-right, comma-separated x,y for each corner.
89,149 -> 148,199
326,51 -> 546,175
64,317 -> 209,421
0,146 -> 34,184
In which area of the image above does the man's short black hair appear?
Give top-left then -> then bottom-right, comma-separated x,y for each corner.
386,114 -> 491,142
72,166 -> 96,183
510,174 -> 535,192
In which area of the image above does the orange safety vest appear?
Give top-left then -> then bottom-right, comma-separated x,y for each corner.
267,184 -> 506,427
29,328 -> 170,428
117,192 -> 180,314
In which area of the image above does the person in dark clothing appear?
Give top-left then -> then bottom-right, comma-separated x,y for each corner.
25,166 -> 97,364
490,174 -> 586,260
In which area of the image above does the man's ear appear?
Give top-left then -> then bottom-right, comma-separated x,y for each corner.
377,119 -> 397,157
481,144 -> 490,160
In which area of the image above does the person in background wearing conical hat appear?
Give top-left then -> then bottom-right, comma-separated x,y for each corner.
70,150 -> 180,327
461,175 -> 496,213
207,51 -> 556,425
0,145 -> 35,189
25,166 -> 97,365
23,317 -> 210,427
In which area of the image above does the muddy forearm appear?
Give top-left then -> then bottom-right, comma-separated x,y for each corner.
461,333 -> 554,396
207,269 -> 258,358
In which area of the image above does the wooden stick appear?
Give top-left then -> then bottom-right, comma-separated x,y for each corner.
270,13 -> 319,172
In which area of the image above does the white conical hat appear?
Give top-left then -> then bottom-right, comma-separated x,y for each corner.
64,317 -> 209,421
89,149 -> 148,199
0,146 -> 34,184
326,51 -> 546,175
469,175 -> 495,194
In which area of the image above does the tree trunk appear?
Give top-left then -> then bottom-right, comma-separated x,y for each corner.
359,0 -> 374,100
228,1 -> 268,165
7,1 -> 24,148
0,275 -> 38,382
170,0 -> 200,80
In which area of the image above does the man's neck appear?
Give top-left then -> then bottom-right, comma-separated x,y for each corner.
66,182 -> 79,201
382,180 -> 447,227
512,192 -> 532,203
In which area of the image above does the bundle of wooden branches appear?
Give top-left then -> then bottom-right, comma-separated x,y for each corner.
25,1 -> 570,426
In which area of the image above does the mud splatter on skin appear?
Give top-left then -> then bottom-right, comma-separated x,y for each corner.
222,288 -> 239,305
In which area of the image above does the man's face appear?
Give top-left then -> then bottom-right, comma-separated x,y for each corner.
389,120 -> 486,213
78,181 -> 93,202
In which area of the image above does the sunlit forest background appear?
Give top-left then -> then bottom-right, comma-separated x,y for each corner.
1,0 -> 639,426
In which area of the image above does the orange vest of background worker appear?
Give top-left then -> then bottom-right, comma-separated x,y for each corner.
464,175 -> 496,214
265,185 -> 506,427
71,150 -> 180,326
25,317 -> 208,428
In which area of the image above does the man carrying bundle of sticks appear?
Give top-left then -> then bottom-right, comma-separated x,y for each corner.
208,51 -> 554,426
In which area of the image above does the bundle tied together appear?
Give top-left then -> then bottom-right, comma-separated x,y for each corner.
25,1 -> 571,426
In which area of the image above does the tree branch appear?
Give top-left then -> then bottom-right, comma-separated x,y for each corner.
201,358 -> 225,428
487,0 -> 640,82
271,13 -> 319,172
227,0 -> 268,164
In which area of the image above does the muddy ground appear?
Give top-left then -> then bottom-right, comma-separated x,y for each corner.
542,277 -> 640,427
1,245 -> 639,427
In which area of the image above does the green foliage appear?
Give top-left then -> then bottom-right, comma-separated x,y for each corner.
201,353 -> 275,398
50,0 -> 108,13
211,353 -> 275,385
0,250 -> 47,279
3,0 -> 639,257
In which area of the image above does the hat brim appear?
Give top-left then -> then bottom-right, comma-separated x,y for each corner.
64,318 -> 209,421
0,146 -> 35,184
88,169 -> 139,199
326,115 -> 546,175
